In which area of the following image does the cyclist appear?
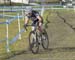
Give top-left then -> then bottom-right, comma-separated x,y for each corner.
24,7 -> 43,32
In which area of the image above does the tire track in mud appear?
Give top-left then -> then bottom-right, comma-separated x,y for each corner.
56,12 -> 75,32
46,12 -> 75,55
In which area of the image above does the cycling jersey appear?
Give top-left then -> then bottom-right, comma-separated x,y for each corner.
25,10 -> 40,22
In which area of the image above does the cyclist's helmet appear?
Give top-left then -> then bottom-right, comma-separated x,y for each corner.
25,7 -> 33,14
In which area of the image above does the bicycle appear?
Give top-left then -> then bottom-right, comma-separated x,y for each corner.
25,24 -> 49,54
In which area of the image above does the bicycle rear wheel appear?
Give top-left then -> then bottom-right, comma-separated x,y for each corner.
41,29 -> 49,50
29,31 -> 39,54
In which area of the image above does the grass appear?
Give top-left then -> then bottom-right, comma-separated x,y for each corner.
0,9 -> 75,60
0,11 -> 30,58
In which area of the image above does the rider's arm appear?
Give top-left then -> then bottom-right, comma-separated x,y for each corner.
25,16 -> 29,25
24,16 -> 29,29
37,15 -> 43,26
36,15 -> 43,24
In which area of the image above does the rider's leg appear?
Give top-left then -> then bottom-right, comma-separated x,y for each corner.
38,22 -> 44,33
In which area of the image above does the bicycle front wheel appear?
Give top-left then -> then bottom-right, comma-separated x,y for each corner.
29,31 -> 39,54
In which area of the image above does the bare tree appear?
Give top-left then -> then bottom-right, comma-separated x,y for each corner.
4,0 -> 6,5
10,0 -> 11,6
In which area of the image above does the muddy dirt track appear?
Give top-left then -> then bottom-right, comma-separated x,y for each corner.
4,10 -> 75,60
